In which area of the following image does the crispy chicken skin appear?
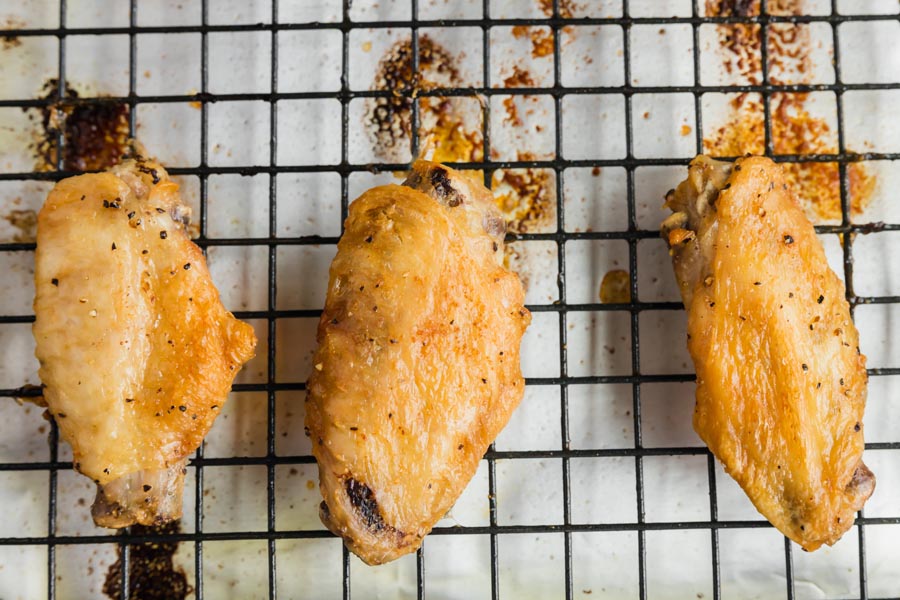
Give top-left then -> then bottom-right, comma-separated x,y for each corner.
306,160 -> 530,565
661,155 -> 874,551
33,156 -> 257,528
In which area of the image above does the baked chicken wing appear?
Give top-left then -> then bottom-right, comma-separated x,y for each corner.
33,155 -> 257,528
661,155 -> 874,550
306,160 -> 531,565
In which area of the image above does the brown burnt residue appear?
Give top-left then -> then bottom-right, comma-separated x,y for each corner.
500,67 -> 537,127
368,35 -> 483,164
503,66 -> 537,89
704,0 -> 876,221
31,79 -> 131,172
492,153 -> 556,234
102,521 -> 191,600
368,35 -> 555,238
600,270 -> 631,304
511,25 -> 556,59
490,66 -> 555,236
2,17 -> 25,49
3,208 -> 37,242
538,0 -> 581,18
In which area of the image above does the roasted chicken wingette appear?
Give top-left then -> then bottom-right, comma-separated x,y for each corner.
661,155 -> 874,551
33,155 -> 256,528
306,160 -> 531,565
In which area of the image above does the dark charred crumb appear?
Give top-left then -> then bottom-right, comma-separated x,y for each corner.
159,230 -> 167,240
783,234 -> 794,244
789,292 -> 794,298
103,521 -> 191,600
481,378 -> 487,384
51,278 -> 59,286
125,398 -> 134,403
142,249 -> 148,255
103,468 -> 110,474
817,295 -> 824,304
111,243 -> 117,250
817,382 -> 822,389
345,477 -> 387,532
127,211 -> 135,219
349,427 -> 358,431
857,221 -> 886,235
178,405 -> 186,412
359,285 -> 365,291
330,318 -> 339,325
709,302 -> 716,308
739,315 -> 746,321
840,378 -> 844,386
800,525 -> 805,531
143,485 -> 152,492
365,235 -> 373,243
429,167 -> 463,207
493,242 -> 499,252
155,207 -> 165,214
754,281 -> 762,286
183,263 -> 190,270
388,413 -> 393,419
802,364 -> 808,371
211,404 -> 218,410
389,339 -> 397,344
854,422 -> 861,432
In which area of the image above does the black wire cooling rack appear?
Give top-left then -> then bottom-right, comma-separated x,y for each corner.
1,0 -> 900,599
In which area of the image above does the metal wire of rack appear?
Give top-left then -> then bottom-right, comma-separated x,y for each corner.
0,0 -> 899,598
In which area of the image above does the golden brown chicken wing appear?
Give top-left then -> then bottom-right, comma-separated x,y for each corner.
306,160 -> 530,565
661,155 -> 874,551
33,155 -> 257,528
